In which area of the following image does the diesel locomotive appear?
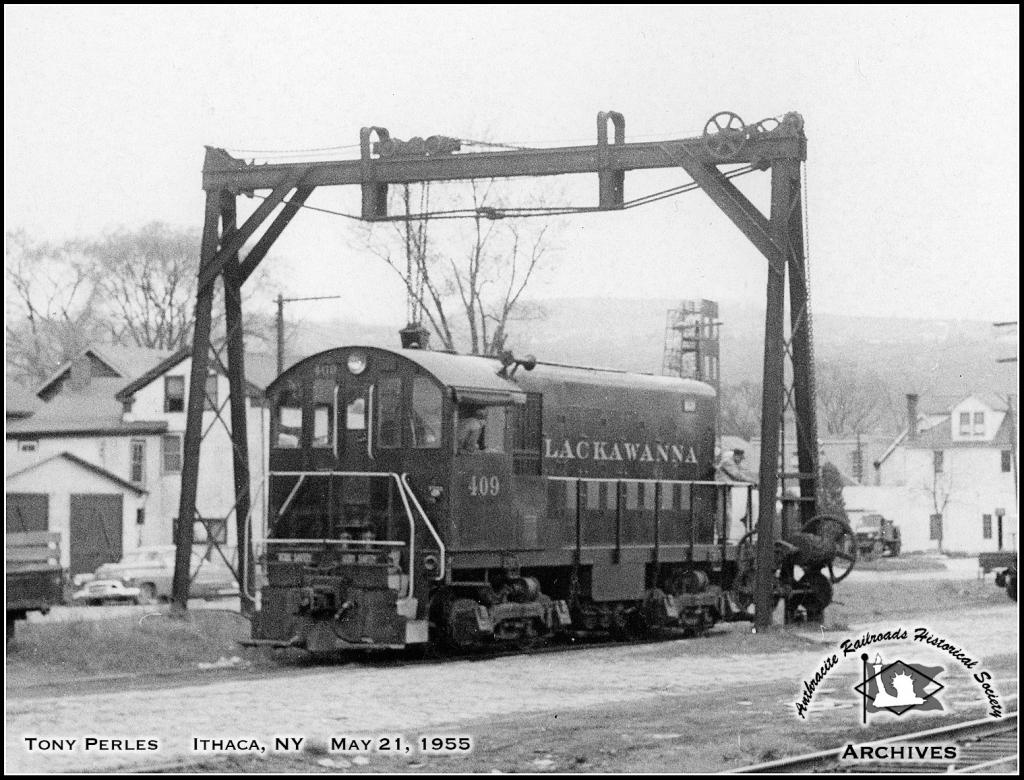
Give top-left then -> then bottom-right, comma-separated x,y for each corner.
250,343 -> 850,653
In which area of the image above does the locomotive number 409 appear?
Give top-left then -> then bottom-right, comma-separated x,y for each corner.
468,475 -> 501,497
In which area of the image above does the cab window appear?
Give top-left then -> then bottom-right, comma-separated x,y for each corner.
347,397 -> 366,430
377,376 -> 401,448
411,376 -> 441,448
311,378 -> 334,448
457,404 -> 506,454
275,387 -> 302,448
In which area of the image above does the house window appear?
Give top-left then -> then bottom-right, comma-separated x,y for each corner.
982,514 -> 993,539
18,440 -> 38,452
1002,450 -> 1013,473
204,373 -> 218,412
130,439 -> 146,484
165,375 -> 185,412
162,434 -> 183,474
973,412 -> 985,436
958,412 -> 971,436
933,450 -> 944,474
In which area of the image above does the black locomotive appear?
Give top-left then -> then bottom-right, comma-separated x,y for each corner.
250,344 -> 848,652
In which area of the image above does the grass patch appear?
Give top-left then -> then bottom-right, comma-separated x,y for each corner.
6,609 -> 272,677
830,576 -> 1006,623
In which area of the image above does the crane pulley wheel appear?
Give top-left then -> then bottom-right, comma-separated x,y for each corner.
702,111 -> 747,159
801,514 -> 857,584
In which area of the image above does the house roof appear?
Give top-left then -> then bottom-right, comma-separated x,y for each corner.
875,392 -> 1016,464
6,377 -> 168,438
115,347 -> 274,402
35,345 -> 176,399
6,452 -> 148,494
5,384 -> 41,418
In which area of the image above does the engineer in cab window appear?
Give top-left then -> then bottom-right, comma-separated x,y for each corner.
458,406 -> 486,453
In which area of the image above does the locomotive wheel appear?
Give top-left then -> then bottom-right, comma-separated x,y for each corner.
702,111 -> 747,159
443,598 -> 485,652
731,530 -> 785,613
802,515 -> 857,583
788,570 -> 833,620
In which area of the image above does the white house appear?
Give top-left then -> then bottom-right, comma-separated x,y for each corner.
5,345 -> 275,575
845,393 -> 1018,554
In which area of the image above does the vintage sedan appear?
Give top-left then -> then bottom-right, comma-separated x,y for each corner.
93,545 -> 240,603
71,579 -> 142,606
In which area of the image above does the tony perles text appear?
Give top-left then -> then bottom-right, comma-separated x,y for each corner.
24,738 -> 159,752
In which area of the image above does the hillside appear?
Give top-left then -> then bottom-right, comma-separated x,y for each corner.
288,297 -> 1017,412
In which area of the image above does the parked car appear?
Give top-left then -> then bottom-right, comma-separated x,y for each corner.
93,545 -> 240,603
71,579 -> 142,606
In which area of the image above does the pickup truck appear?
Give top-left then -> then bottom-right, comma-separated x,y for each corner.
978,551 -> 1018,602
853,513 -> 901,559
6,531 -> 65,639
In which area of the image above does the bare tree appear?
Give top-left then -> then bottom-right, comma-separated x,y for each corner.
354,181 -> 556,355
71,223 -> 208,351
919,467 -> 955,551
719,380 -> 762,440
5,230 -> 105,385
816,360 -> 893,436
5,224 -> 279,386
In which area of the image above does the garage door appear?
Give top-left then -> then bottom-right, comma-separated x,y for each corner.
6,493 -> 49,532
69,494 -> 123,575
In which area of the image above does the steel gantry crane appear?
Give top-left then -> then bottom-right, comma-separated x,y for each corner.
176,110 -> 822,628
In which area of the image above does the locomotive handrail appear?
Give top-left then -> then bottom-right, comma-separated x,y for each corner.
400,473 -> 447,581
277,474 -> 306,519
266,470 -> 417,597
546,476 -> 746,486
332,385 -> 339,459
262,538 -> 406,547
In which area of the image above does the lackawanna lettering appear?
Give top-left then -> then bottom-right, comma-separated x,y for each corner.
544,438 -> 698,464
841,744 -> 958,761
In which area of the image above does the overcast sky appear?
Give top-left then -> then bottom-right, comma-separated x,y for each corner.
4,5 -> 1019,326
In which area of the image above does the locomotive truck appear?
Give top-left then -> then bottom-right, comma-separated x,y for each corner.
248,344 -> 853,653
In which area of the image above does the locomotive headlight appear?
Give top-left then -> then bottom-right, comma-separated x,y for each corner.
423,554 -> 439,574
428,484 -> 444,501
347,351 -> 368,375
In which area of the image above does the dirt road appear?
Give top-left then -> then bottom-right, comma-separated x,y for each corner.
5,598 -> 1017,773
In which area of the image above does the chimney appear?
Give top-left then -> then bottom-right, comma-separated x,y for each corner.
399,322 -> 430,350
906,393 -> 919,441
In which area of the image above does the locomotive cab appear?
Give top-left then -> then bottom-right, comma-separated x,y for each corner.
252,346 -> 524,652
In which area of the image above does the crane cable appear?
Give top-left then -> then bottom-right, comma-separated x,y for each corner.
247,165 -> 756,223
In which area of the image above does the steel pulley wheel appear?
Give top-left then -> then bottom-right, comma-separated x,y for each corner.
702,111 -> 747,159
802,514 -> 857,583
751,117 -> 781,135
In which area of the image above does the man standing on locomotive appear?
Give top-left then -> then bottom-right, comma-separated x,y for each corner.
457,405 -> 487,452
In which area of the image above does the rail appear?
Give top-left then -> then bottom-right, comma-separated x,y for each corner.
726,709 -> 1018,774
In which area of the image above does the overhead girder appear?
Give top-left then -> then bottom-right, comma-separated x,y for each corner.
174,111 -> 816,630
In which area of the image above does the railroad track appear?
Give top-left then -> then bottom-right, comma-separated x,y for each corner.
729,710 -> 1018,774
